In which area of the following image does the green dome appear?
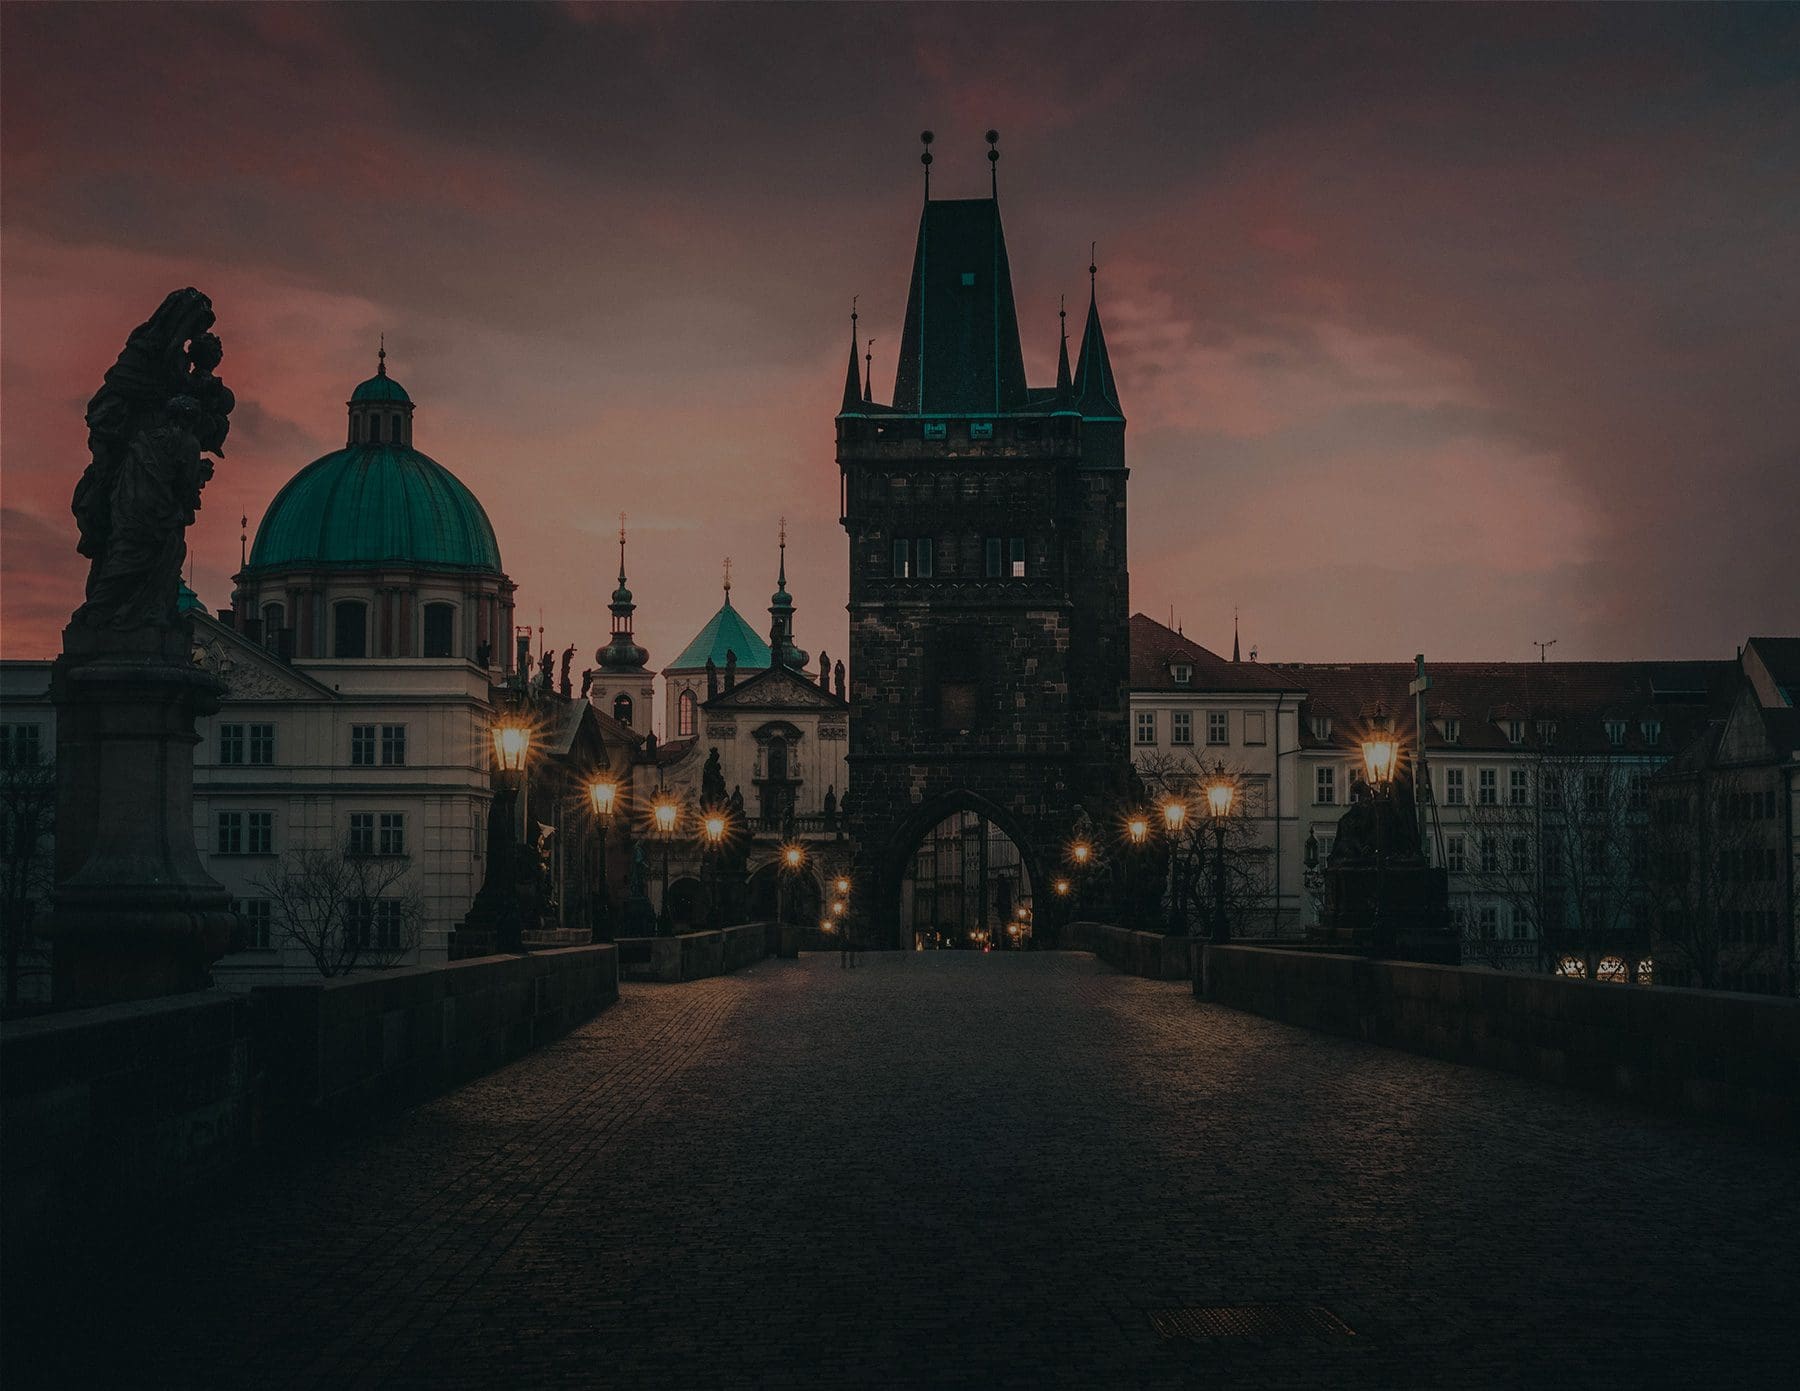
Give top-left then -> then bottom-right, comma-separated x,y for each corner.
247,443 -> 502,574
351,372 -> 412,404
669,597 -> 771,672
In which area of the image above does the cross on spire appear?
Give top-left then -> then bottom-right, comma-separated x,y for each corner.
723,556 -> 732,596
377,333 -> 387,376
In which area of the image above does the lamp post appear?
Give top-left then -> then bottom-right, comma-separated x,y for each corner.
652,794 -> 679,936
1125,815 -> 1149,926
1201,763 -> 1235,943
490,716 -> 533,952
587,778 -> 618,943
778,842 -> 805,929
1068,840 -> 1093,918
1361,717 -> 1399,954
1160,799 -> 1188,935
701,810 -> 727,930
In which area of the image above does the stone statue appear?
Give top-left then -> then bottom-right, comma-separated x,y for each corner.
476,639 -> 492,668
70,288 -> 233,632
538,649 -> 554,690
706,657 -> 719,700
628,841 -> 650,898
702,747 -> 727,805
822,785 -> 837,827
817,650 -> 830,689
833,660 -> 846,699
724,649 -> 738,691
1328,776 -> 1423,867
560,644 -> 575,697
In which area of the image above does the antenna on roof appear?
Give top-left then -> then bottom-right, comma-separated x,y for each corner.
986,129 -> 1000,198
919,130 -> 934,199
1533,638 -> 1558,662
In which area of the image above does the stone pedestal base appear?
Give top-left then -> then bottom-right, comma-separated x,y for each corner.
50,625 -> 236,1007
1313,862 -> 1457,964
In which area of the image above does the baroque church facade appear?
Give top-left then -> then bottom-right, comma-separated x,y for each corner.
838,159 -> 1132,948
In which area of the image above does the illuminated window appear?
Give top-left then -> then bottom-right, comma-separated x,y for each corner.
678,689 -> 697,739
613,693 -> 633,727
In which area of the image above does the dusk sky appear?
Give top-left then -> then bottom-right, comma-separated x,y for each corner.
3,3 -> 1796,691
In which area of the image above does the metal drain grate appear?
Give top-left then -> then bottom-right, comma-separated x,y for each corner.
1148,1305 -> 1355,1341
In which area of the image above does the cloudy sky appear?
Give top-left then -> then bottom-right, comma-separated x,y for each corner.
4,3 -> 1796,690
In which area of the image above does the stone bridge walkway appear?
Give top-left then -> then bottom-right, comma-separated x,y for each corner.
9,953 -> 1798,1388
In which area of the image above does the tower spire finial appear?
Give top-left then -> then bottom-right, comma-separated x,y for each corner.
864,338 -> 873,402
377,333 -> 387,377
723,556 -> 732,598
1089,242 -> 1098,293
919,130 -> 934,200
842,298 -> 864,413
986,129 -> 1000,198
618,510 -> 628,582
240,509 -> 248,570
778,515 -> 788,585
1233,607 -> 1241,663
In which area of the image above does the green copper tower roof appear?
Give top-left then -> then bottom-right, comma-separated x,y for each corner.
246,443 -> 502,573
669,595 -> 771,673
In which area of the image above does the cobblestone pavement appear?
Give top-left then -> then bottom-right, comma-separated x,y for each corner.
9,953 -> 1799,1389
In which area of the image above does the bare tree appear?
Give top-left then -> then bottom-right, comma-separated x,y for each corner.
1649,769 -> 1788,992
251,848 -> 425,977
0,751 -> 57,1010
1456,751 -> 1653,979
1137,751 -> 1277,936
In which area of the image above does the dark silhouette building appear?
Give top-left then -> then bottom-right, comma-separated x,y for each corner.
838,154 -> 1130,946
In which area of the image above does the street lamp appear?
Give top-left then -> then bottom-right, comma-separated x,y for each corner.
587,778 -> 619,943
1125,815 -> 1149,926
1361,715 -> 1399,952
701,809 -> 727,930
652,794 -> 679,935
487,715 -> 535,953
778,842 -> 806,929
1201,763 -> 1235,943
1054,877 -> 1071,897
1160,799 -> 1188,935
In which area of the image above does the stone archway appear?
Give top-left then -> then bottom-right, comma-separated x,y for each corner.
879,791 -> 1045,952
747,859 -> 822,926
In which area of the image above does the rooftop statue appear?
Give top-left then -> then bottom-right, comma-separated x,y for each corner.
71,289 -> 233,632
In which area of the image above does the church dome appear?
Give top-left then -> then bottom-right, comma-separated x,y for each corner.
350,371 -> 412,405
247,444 -> 501,573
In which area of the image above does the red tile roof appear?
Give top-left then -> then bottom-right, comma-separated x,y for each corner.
1128,614 -> 1308,693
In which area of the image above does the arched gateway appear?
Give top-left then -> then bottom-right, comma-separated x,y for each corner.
838,146 -> 1131,949
891,794 -> 1039,949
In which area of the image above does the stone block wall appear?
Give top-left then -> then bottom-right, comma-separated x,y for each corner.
1073,921 -> 1197,981
1199,945 -> 1800,1128
1,990 -> 254,1259
616,924 -> 767,982
253,945 -> 617,1132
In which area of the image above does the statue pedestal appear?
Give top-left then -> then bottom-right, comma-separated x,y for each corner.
50,625 -> 236,1006
1314,862 -> 1456,964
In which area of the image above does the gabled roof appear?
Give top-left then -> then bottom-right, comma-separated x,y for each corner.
1746,636 -> 1800,705
703,662 -> 848,713
1128,614 -> 1307,693
666,597 -> 771,674
891,198 -> 1029,416
190,611 -> 337,702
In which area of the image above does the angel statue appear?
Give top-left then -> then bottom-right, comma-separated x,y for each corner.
69,288 -> 234,632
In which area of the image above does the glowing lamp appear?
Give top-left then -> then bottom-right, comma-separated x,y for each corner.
1162,800 -> 1187,833
1071,842 -> 1091,866
1127,816 -> 1149,845
653,800 -> 678,834
1054,878 -> 1071,896
783,844 -> 805,869
1361,736 -> 1399,789
831,900 -> 846,916
835,876 -> 850,895
589,780 -> 617,817
1205,779 -> 1234,819
702,813 -> 726,844
493,721 -> 531,773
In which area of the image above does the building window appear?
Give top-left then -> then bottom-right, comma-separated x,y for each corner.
1477,768 -> 1497,805
1315,766 -> 1337,805
678,689 -> 697,738
423,602 -> 456,658
984,537 -> 1003,578
1171,711 -> 1193,746
351,725 -> 376,766
379,812 -> 406,856
346,898 -> 404,951
892,539 -> 912,578
1510,836 -> 1530,874
1605,719 -> 1626,746
219,724 -> 245,765
218,723 -> 276,765
1583,771 -> 1605,813
1443,718 -> 1461,743
1543,838 -> 1564,880
1008,536 -> 1026,578
612,693 -> 634,727
923,421 -> 947,440
1172,663 -> 1193,687
1444,767 -> 1466,806
1506,720 -> 1524,745
260,602 -> 285,639
348,812 -> 375,856
1,723 -> 43,767
1136,711 -> 1157,746
1537,720 -> 1557,746
1311,716 -> 1332,742
391,413 -> 403,443
217,811 -> 273,856
1446,835 -> 1466,873
234,898 -> 275,951
916,537 -> 935,578
381,725 -> 407,767
1641,720 -> 1661,746
1207,711 -> 1229,746
333,600 -> 368,658
1509,769 -> 1529,806
1480,835 -> 1499,874
1479,904 -> 1500,940
1244,711 -> 1267,745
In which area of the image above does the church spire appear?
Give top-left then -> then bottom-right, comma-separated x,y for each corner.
1073,245 -> 1123,419
840,298 -> 864,414
1233,609 -> 1241,663
864,338 -> 873,403
768,517 -> 809,670
1055,294 -> 1073,405
597,511 -> 648,670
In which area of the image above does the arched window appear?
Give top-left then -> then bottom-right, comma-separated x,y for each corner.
612,693 -> 633,727
422,602 -> 455,658
677,688 -> 697,738
391,413 -> 403,445
260,602 -> 285,635
767,735 -> 789,782
332,600 -> 368,658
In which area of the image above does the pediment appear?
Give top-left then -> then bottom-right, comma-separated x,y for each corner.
191,616 -> 335,702
704,664 -> 847,711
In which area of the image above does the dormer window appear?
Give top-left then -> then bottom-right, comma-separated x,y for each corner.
1311,715 -> 1332,741
1641,720 -> 1661,746
1536,719 -> 1557,746
1172,663 -> 1192,686
1442,718 -> 1461,743
969,421 -> 994,440
1506,720 -> 1525,745
1605,719 -> 1626,747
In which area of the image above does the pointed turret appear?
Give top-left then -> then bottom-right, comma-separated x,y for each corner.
1073,256 -> 1122,420
1232,611 -> 1241,663
767,518 -> 810,670
597,514 -> 649,670
1054,294 -> 1074,411
839,302 -> 864,415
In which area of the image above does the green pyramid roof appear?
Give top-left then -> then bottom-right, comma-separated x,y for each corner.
668,597 -> 771,673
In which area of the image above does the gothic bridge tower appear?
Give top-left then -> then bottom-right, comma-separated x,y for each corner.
838,134 -> 1130,949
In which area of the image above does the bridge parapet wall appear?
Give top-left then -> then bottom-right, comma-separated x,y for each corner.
1199,945 -> 1799,1129
1071,921 -> 1197,981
